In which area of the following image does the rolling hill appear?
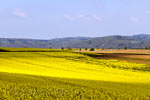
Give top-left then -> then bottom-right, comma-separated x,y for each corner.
0,34 -> 150,49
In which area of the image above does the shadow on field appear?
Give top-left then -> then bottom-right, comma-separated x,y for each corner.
0,49 -> 10,52
0,48 -> 70,52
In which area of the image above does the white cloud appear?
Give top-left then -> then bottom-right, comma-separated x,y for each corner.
64,14 -> 102,22
129,17 -> 139,23
92,15 -> 102,21
145,10 -> 150,14
12,8 -> 27,17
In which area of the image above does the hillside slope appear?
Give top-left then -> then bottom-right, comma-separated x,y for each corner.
0,34 -> 150,48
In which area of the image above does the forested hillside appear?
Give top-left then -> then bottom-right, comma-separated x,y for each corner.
0,34 -> 150,49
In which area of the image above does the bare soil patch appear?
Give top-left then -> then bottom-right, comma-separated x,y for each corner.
76,49 -> 150,64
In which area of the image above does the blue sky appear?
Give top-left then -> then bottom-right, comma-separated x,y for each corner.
0,0 -> 150,39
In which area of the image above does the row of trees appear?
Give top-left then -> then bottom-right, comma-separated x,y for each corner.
145,46 -> 150,49
61,47 -> 95,51
61,46 -> 128,51
59,46 -> 150,51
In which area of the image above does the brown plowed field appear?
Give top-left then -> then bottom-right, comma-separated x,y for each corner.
76,49 -> 150,64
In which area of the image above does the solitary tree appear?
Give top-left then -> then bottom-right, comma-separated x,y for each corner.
124,46 -> 127,50
61,47 -> 64,50
90,48 -> 95,51
85,48 -> 88,51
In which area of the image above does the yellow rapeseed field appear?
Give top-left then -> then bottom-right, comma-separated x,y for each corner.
0,51 -> 150,83
1,49 -> 150,99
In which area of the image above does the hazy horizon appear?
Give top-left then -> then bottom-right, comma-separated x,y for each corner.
1,0 -> 150,39
0,33 -> 150,40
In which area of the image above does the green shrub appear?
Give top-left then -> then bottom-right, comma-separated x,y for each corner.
61,47 -> 64,50
85,48 -> 88,51
90,48 -> 95,51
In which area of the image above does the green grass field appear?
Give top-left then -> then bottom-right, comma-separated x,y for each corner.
1,48 -> 150,99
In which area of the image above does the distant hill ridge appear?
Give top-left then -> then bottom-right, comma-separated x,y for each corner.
0,34 -> 150,49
